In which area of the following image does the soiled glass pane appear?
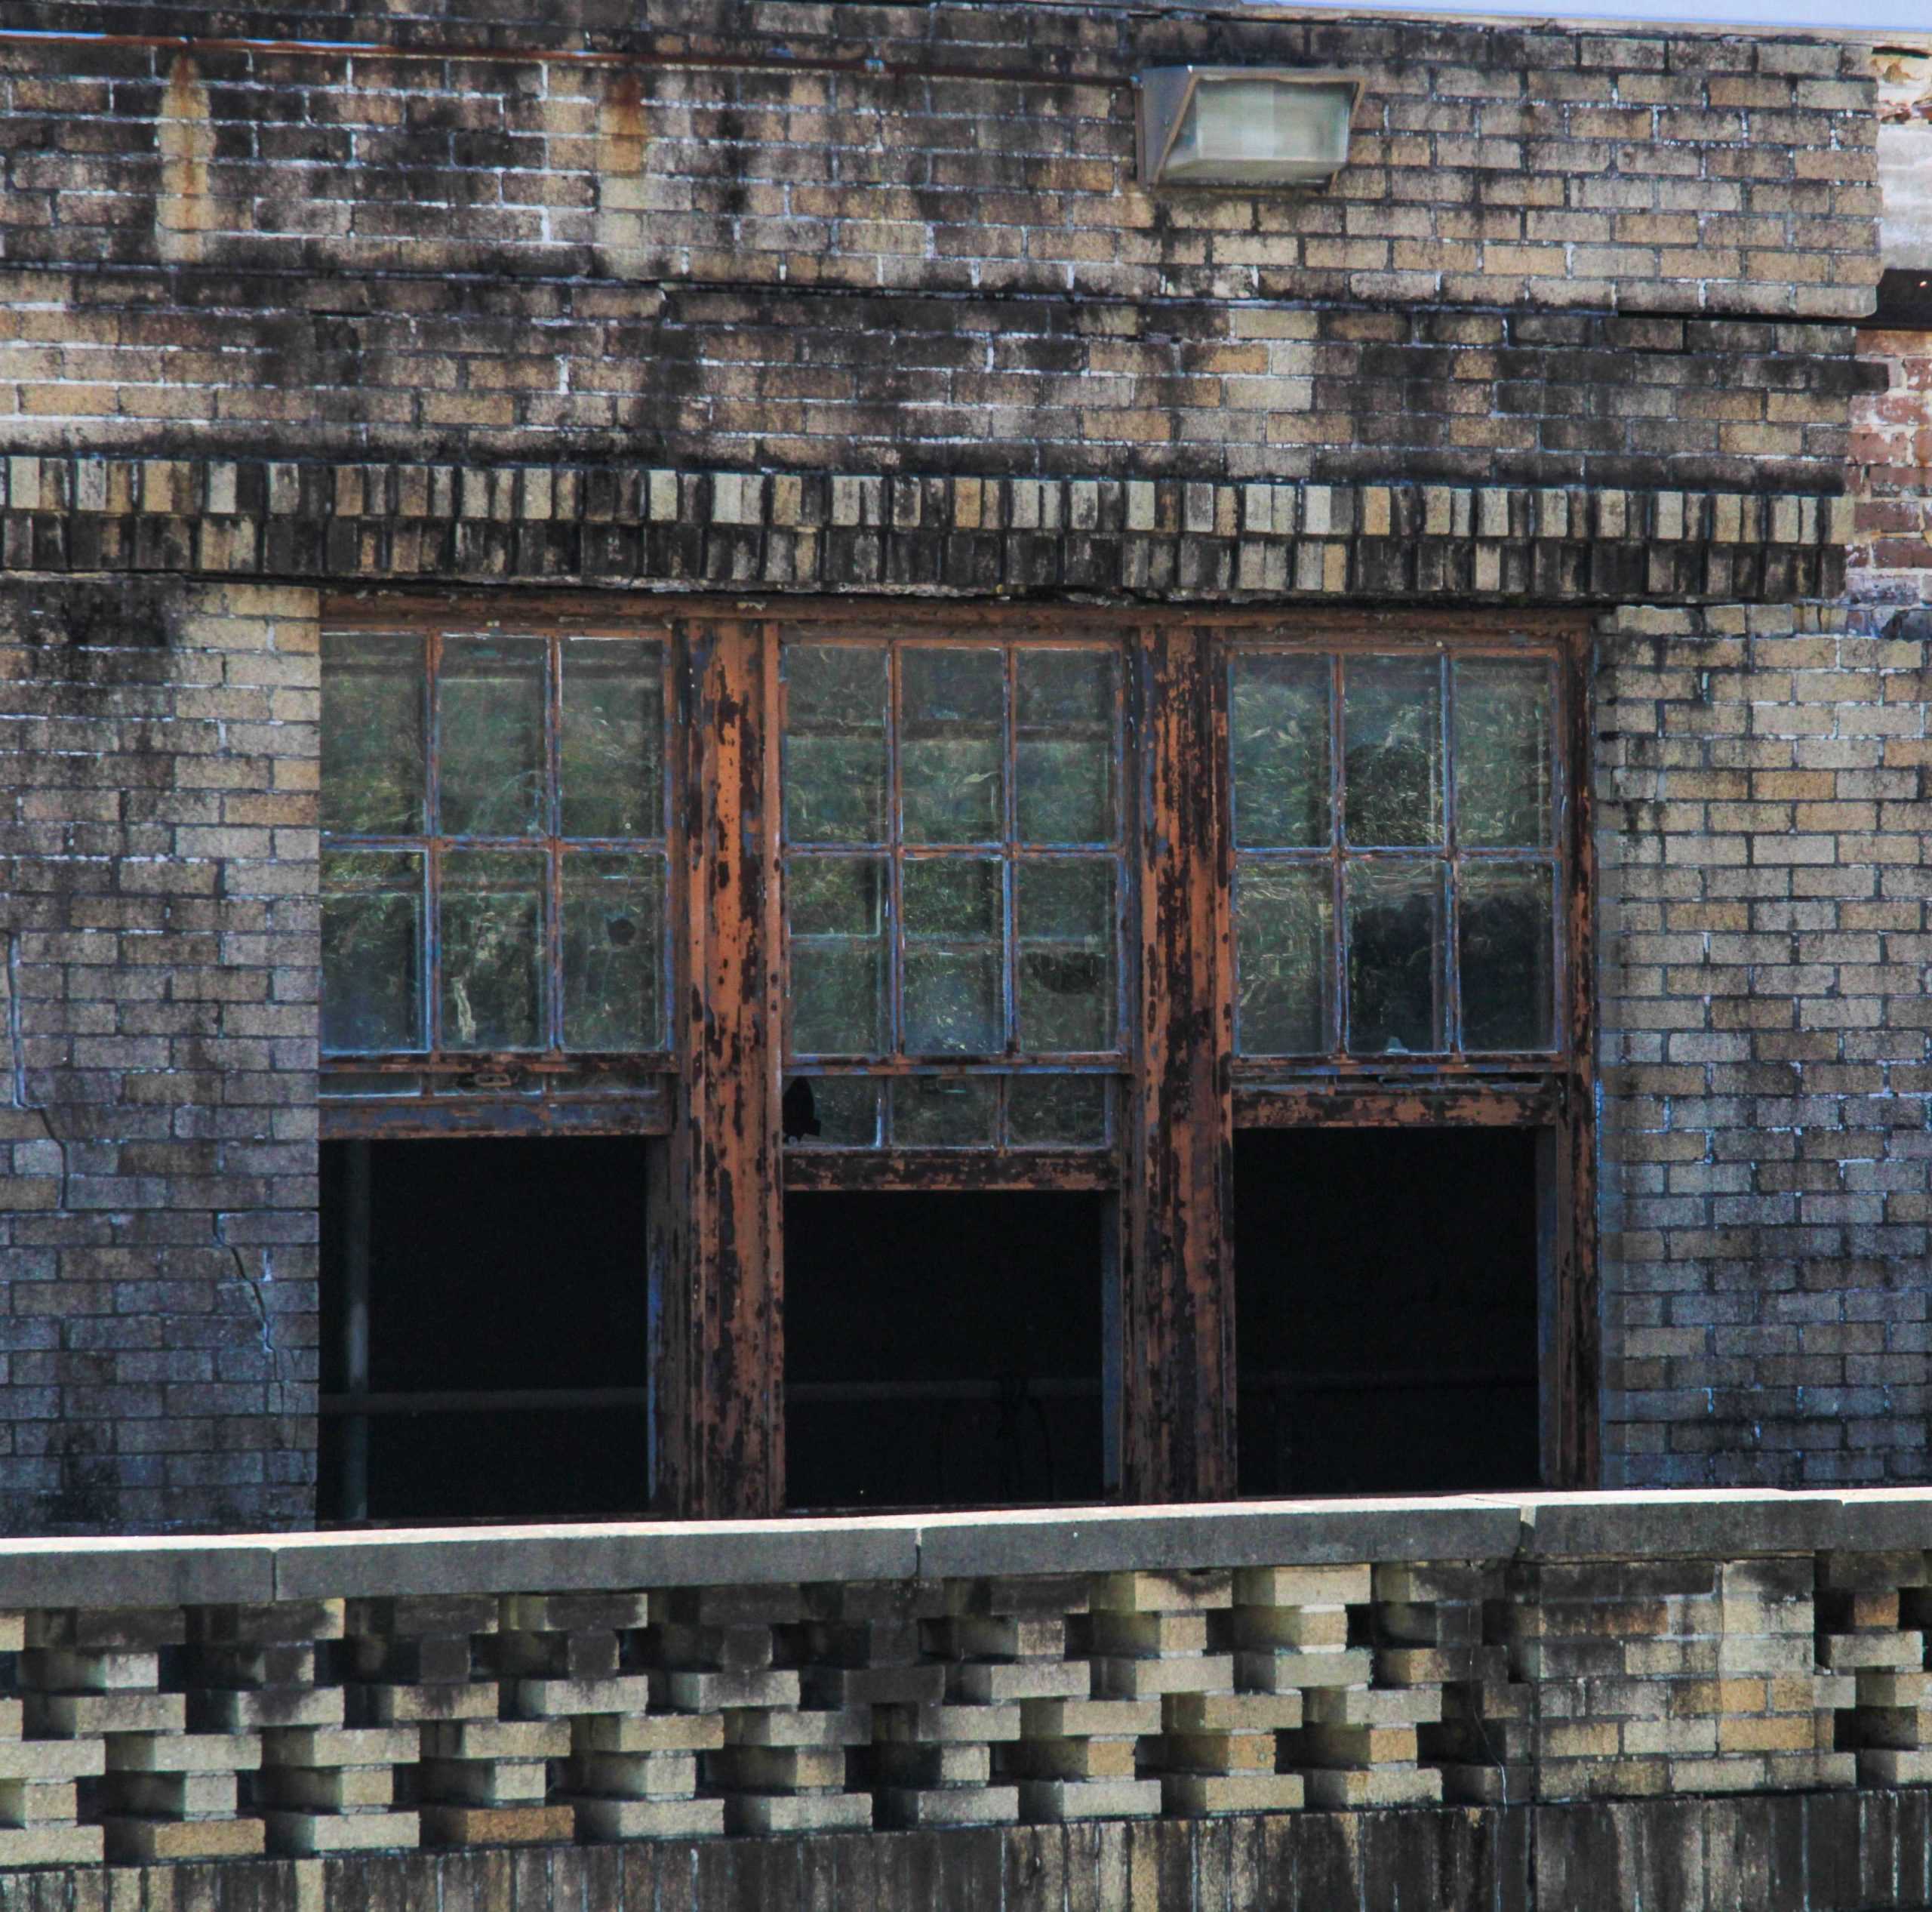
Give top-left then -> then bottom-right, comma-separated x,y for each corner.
901,648 -> 1004,845
1017,859 -> 1115,1052
892,1075 -> 998,1147
1346,860 -> 1445,1055
1007,1075 -> 1109,1147
1455,659 -> 1554,849
1230,653 -> 1331,848
561,852 -> 666,1051
1343,655 -> 1442,847
787,1076 -> 880,1147
788,856 -> 887,1055
440,849 -> 545,1051
321,850 -> 423,1052
1017,649 -> 1118,845
321,633 -> 425,836
1235,863 -> 1333,1055
903,857 -> 1003,1055
1460,862 -> 1555,1051
439,637 -> 546,837
785,645 -> 888,845
561,639 -> 663,839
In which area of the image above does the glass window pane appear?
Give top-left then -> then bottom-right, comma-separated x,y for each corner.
321,633 -> 425,836
1343,656 -> 1442,847
892,1076 -> 998,1147
561,852 -> 665,1051
785,645 -> 888,845
1017,859 -> 1115,1052
1346,861 -> 1446,1055
1017,649 -> 1118,845
902,857 -> 1003,1056
321,850 -> 423,1053
561,639 -> 663,839
440,849 -> 546,1051
439,637 -> 546,837
1007,1075 -> 1109,1147
788,856 -> 887,1055
1460,862 -> 1555,1051
900,648 -> 1004,846
1235,863 -> 1333,1055
1455,659 -> 1554,850
787,1076 -> 880,1147
1230,653 -> 1331,849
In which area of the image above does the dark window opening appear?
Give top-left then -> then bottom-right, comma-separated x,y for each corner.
1234,1128 -> 1540,1495
783,1192 -> 1106,1510
318,1137 -> 651,1523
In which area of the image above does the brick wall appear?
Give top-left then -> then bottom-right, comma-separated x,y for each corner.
0,580 -> 318,1535
1596,600 -> 1932,1486
1850,328 -> 1932,608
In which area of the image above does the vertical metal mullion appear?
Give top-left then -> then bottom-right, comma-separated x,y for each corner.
547,633 -> 565,1053
884,643 -> 903,1108
1329,650 -> 1346,1058
1549,656 -> 1567,1067
1001,644 -> 1019,1140
424,627 -> 443,1054
1442,648 -> 1459,1057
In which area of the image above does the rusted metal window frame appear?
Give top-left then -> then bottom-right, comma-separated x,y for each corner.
316,595 -> 1598,1516
776,620 -> 1132,1178
317,598 -> 678,1141
1215,608 -> 1598,1490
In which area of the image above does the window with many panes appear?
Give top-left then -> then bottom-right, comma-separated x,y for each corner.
318,617 -> 672,1122
1228,642 -> 1563,1067
780,633 -> 1125,1152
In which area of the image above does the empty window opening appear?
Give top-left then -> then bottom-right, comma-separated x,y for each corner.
319,1138 -> 650,1523
783,1192 -> 1105,1510
1234,1128 -> 1540,1496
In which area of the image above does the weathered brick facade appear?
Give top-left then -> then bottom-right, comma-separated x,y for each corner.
0,0 -> 1924,1532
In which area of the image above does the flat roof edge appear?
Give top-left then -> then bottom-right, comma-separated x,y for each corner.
4,1492 -> 1932,1606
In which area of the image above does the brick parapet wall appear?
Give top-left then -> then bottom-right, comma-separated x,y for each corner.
0,580 -> 319,1537
0,5 -> 1880,317
0,1498 -> 1918,1874
1595,600 -> 1932,1488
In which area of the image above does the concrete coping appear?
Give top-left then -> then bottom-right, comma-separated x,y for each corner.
3,1490 -> 1930,1609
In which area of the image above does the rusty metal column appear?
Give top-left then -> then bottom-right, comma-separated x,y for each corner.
649,619 -> 785,1517
1121,623 -> 1236,1503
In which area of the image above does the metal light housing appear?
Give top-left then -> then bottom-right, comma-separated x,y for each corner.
1137,67 -> 1363,188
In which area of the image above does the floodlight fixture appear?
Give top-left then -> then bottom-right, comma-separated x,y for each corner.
1136,67 -> 1364,189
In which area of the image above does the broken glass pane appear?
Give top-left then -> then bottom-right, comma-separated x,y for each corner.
440,849 -> 545,1051
561,639 -> 663,839
892,1075 -> 998,1147
789,1076 -> 881,1147
1344,656 -> 1442,847
1235,863 -> 1332,1055
903,856 -> 1003,1055
1230,653 -> 1331,848
785,645 -> 888,845
321,850 -> 423,1052
1017,859 -> 1115,1051
1017,648 -> 1118,845
1346,860 -> 1445,1055
1460,862 -> 1555,1051
788,856 -> 888,1055
439,637 -> 546,837
901,648 -> 1004,845
1008,1074 -> 1109,1147
561,852 -> 666,1051
321,633 -> 425,836
1455,659 -> 1554,850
